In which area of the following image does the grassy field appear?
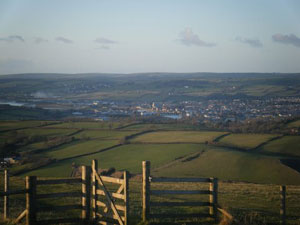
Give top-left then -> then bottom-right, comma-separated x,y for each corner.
0,120 -> 53,131
153,146 -> 300,185
24,144 -> 203,177
72,129 -> 138,140
1,174 -> 300,225
287,119 -> 300,128
44,139 -> 119,160
20,128 -> 77,137
217,133 -> 279,149
260,136 -> 300,157
132,131 -> 227,143
121,123 -> 203,131
44,121 -> 129,129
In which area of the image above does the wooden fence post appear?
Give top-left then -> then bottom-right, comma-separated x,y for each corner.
4,170 -> 9,220
82,165 -> 91,222
209,178 -> 218,221
92,160 -> 98,220
142,161 -> 150,222
124,170 -> 129,225
26,176 -> 37,225
280,185 -> 286,225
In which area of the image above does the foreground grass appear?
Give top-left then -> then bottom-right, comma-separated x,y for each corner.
1,175 -> 300,225
132,131 -> 227,143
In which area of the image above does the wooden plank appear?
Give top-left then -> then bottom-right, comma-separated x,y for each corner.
150,190 -> 211,195
100,175 -> 123,184
0,189 -> 27,196
4,170 -> 9,219
36,218 -> 82,224
209,178 -> 218,220
36,178 -> 82,185
124,171 -> 129,225
92,159 -> 98,220
38,204 -> 82,212
81,166 -> 91,221
97,201 -> 125,211
149,213 -> 212,218
280,186 -> 286,225
37,191 -> 82,199
150,201 -> 211,207
142,161 -> 150,222
151,177 -> 212,183
97,189 -> 125,200
14,209 -> 27,224
217,207 -> 233,221
116,184 -> 124,194
93,168 -> 124,225
26,176 -> 37,225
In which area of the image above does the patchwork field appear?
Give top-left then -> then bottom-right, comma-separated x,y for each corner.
131,131 -> 227,143
1,120 -> 299,186
217,133 -> 279,149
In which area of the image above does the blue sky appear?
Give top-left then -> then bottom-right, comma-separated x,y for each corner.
0,0 -> 300,74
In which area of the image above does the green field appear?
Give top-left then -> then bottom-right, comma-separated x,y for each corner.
153,146 -> 300,185
260,136 -> 300,157
0,120 -> 53,131
287,119 -> 300,128
73,129 -> 137,140
25,144 -> 203,176
132,131 -> 226,143
122,123 -> 202,131
44,121 -> 128,129
44,139 -> 119,160
20,128 -> 77,137
218,133 -> 279,149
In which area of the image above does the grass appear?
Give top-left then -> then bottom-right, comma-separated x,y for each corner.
218,133 -> 279,149
122,123 -> 203,131
72,129 -> 138,140
132,131 -> 227,143
44,121 -> 128,129
1,174 -> 300,225
0,120 -> 52,131
24,144 -> 203,177
44,139 -> 119,160
260,136 -> 300,157
20,128 -> 77,137
153,146 -> 300,185
287,119 -> 300,128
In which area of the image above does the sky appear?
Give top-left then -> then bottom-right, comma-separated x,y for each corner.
0,0 -> 300,74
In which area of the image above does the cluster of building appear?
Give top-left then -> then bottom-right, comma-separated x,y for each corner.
84,96 -> 300,122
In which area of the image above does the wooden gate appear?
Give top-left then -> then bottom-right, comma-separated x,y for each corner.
91,159 -> 129,225
142,161 -> 218,223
